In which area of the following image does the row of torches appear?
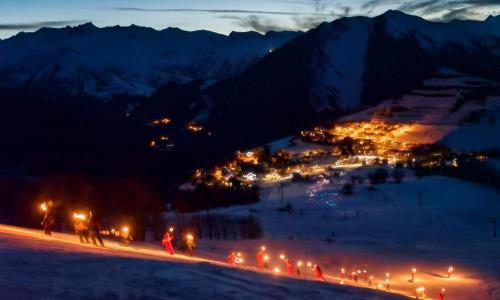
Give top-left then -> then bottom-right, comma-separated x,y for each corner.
40,203 -> 452,298
248,246 -> 452,299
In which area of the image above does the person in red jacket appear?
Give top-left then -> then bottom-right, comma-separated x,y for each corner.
286,258 -> 295,275
162,228 -> 175,255
257,246 -> 266,269
227,251 -> 237,265
313,264 -> 325,281
438,288 -> 445,300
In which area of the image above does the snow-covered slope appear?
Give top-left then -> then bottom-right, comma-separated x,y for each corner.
0,24 -> 300,97
0,225 -> 405,300
341,69 -> 500,151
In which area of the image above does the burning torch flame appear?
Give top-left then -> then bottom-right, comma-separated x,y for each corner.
261,246 -> 266,251
297,261 -> 302,267
169,227 -> 174,232
307,262 -> 312,267
122,227 -> 129,233
264,255 -> 269,261
412,268 -> 417,273
273,267 -> 280,273
186,234 -> 194,240
40,203 -> 47,212
73,213 -> 86,220
279,254 -> 285,260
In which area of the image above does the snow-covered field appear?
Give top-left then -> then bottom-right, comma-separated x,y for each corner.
189,169 -> 500,300
0,225 -> 406,300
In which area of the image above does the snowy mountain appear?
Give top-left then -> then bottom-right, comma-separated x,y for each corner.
207,11 -> 500,148
0,23 -> 300,98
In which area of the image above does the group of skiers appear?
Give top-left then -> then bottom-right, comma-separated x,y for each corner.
227,245 -> 325,281
161,227 -> 196,256
39,209 -> 445,299
73,212 -> 105,247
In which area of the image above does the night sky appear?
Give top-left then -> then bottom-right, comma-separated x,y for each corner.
0,0 -> 499,38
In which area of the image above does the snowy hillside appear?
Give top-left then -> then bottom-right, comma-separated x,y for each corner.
181,170 -> 500,300
0,225 -> 405,300
341,69 -> 500,151
0,23 -> 299,97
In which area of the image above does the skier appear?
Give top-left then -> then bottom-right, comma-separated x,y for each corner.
74,214 -> 90,244
353,272 -> 359,283
162,228 -> 175,255
256,246 -> 266,269
88,212 -> 104,247
185,234 -> 195,256
227,251 -> 237,265
437,289 -> 445,300
121,227 -> 133,246
286,258 -> 295,275
313,264 -> 325,281
41,210 -> 55,236
296,263 -> 301,276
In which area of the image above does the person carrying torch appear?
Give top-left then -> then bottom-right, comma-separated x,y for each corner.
257,246 -> 266,269
185,233 -> 195,256
438,288 -> 445,300
313,264 -> 325,281
121,226 -> 133,246
162,227 -> 175,255
73,213 -> 90,244
227,251 -> 237,265
296,261 -> 302,276
285,258 -> 295,275
40,202 -> 55,236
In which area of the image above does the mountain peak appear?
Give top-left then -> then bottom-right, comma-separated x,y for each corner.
75,22 -> 97,30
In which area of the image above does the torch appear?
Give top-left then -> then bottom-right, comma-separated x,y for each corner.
411,268 -> 417,282
447,266 -> 454,278
40,202 -> 47,212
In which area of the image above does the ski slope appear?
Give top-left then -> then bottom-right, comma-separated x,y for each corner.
0,225 -> 405,300
185,172 -> 500,300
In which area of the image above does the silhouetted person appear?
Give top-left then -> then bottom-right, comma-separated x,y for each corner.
88,213 -> 104,247
41,211 -> 55,236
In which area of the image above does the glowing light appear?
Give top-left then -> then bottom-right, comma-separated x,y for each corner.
40,203 -> 47,212
169,227 -> 174,232
186,234 -> 194,240
279,254 -> 285,260
385,273 -> 390,278
264,255 -> 269,261
297,261 -> 302,267
122,226 -> 129,233
412,268 -> 417,273
273,267 -> 280,273
307,262 -> 312,267
261,246 -> 266,251
73,213 -> 86,220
